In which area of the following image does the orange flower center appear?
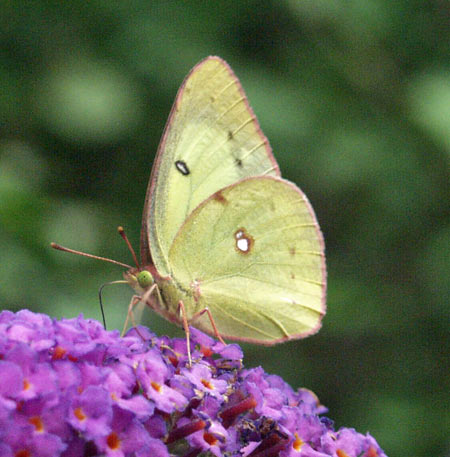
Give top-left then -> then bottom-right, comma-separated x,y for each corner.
29,416 -> 44,432
201,379 -> 213,390
337,450 -> 351,457
107,432 -> 121,450
200,346 -> 213,357
74,407 -> 86,421
52,346 -> 67,360
151,381 -> 161,392
293,432 -> 304,451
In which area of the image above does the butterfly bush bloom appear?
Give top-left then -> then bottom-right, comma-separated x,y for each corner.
0,310 -> 388,457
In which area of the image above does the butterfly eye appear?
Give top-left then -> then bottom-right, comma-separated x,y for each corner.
137,270 -> 154,289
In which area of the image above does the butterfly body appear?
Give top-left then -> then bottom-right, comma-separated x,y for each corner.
123,56 -> 326,344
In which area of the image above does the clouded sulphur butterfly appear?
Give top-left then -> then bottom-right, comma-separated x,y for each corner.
53,56 -> 326,356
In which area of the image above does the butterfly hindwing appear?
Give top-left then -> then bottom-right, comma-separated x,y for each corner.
167,177 -> 326,343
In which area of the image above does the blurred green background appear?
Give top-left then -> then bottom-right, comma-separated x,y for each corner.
0,2 -> 448,456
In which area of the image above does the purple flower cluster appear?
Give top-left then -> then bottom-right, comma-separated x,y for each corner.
0,310 -> 387,457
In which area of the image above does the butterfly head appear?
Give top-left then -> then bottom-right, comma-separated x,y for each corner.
137,270 -> 154,288
124,267 -> 155,294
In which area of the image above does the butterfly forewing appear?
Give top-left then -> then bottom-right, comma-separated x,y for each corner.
167,177 -> 326,343
143,57 -> 280,276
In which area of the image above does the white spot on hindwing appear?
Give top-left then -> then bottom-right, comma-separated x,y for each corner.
237,238 -> 249,252
234,228 -> 254,255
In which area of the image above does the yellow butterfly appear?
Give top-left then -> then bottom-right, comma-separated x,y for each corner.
53,56 -> 326,363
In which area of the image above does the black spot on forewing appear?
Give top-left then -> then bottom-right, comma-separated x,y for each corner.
175,160 -> 190,176
228,131 -> 244,168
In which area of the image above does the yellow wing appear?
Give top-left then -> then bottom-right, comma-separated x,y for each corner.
141,57 -> 280,277
167,177 -> 326,343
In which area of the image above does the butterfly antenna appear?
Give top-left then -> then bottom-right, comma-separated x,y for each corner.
98,280 -> 128,329
98,283 -> 108,329
50,243 -> 132,269
117,226 -> 140,269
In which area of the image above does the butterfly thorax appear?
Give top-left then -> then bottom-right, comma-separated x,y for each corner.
157,274 -> 206,323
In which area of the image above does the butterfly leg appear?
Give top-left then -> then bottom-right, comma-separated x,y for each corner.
121,283 -> 158,335
189,307 -> 226,345
177,300 -> 193,367
121,294 -> 142,336
176,302 -> 229,365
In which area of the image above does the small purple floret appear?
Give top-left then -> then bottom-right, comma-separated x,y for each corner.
0,310 -> 388,456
